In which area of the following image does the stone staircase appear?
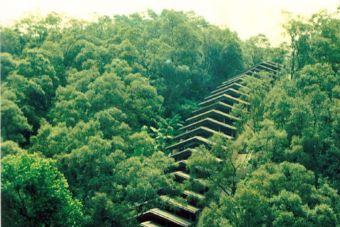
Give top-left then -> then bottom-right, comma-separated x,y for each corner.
137,62 -> 281,227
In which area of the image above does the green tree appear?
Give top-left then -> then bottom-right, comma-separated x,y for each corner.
1,96 -> 32,143
0,52 -> 17,79
2,152 -> 84,227
198,162 -> 340,227
0,140 -> 25,157
188,136 -> 249,199
285,10 -> 340,74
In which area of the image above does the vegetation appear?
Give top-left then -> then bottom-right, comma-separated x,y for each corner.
1,8 -> 339,227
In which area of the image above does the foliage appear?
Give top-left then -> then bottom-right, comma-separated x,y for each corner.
1,8 -> 340,227
285,10 -> 340,74
196,9 -> 340,227
198,162 -> 340,227
1,152 -> 84,227
187,135 -> 249,199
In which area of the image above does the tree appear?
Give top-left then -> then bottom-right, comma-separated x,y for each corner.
0,140 -> 25,157
2,152 -> 84,227
0,52 -> 17,79
1,96 -> 32,143
285,10 -> 340,74
0,27 -> 24,55
197,162 -> 340,227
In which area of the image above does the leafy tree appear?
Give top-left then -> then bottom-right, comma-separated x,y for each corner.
285,10 -> 340,74
237,63 -> 340,190
0,52 -> 17,79
2,152 -> 84,227
0,27 -> 24,55
188,136 -> 249,199
1,96 -> 32,143
0,140 -> 25,157
198,162 -> 340,227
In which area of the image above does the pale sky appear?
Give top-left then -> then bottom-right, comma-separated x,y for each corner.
0,0 -> 339,45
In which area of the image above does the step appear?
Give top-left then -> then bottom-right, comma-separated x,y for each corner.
181,117 -> 236,136
173,171 -> 191,182
261,61 -> 280,70
247,67 -> 261,73
140,221 -> 164,227
214,80 -> 245,91
138,208 -> 192,227
186,109 -> 239,125
182,190 -> 206,207
160,195 -> 199,220
174,126 -> 232,141
191,101 -> 234,116
220,74 -> 247,86
174,157 -> 222,173
176,160 -> 188,170
173,171 -> 209,193
169,160 -> 188,172
256,64 -> 277,73
199,93 -> 249,107
205,87 -> 249,101
211,82 -> 249,95
171,149 -> 194,161
166,136 -> 212,151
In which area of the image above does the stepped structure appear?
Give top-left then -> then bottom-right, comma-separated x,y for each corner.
137,62 -> 281,227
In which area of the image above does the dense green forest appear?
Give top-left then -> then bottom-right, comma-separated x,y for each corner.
1,8 -> 340,227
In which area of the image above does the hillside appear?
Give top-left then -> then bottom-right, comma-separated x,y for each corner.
1,9 -> 340,227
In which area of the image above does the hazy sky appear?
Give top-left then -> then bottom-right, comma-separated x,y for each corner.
0,0 -> 339,45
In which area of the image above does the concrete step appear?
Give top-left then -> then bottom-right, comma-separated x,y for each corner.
160,195 -> 200,220
174,126 -> 232,141
173,171 -> 209,193
199,93 -> 249,107
182,190 -> 206,207
138,208 -> 192,227
140,221 -> 164,227
181,117 -> 236,137
191,101 -> 234,116
205,87 -> 249,102
186,109 -> 239,125
171,148 -> 194,161
211,82 -> 249,95
166,136 -> 212,152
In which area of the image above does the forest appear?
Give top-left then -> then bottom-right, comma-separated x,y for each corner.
1,7 -> 340,227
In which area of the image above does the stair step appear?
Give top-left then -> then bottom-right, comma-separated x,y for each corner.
199,93 -> 249,107
173,171 -> 209,193
169,160 -> 188,172
173,171 -> 191,181
166,136 -> 212,151
185,109 -> 239,125
180,117 -> 236,137
211,82 -> 249,95
171,155 -> 222,173
160,195 -> 199,220
174,126 -> 233,141
176,160 -> 188,170
256,64 -> 277,73
191,101 -> 233,116
139,208 -> 192,227
140,221 -> 164,227
220,74 -> 247,86
261,61 -> 280,70
171,149 -> 194,161
183,190 -> 205,201
205,87 -> 249,101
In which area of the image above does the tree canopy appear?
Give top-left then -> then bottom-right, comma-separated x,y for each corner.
1,8 -> 340,227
